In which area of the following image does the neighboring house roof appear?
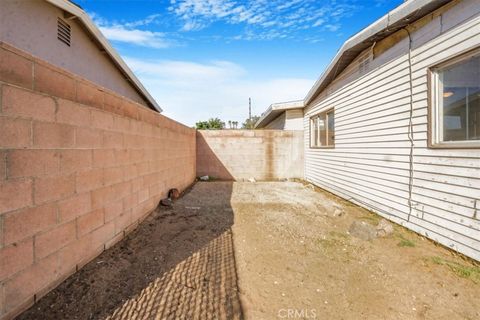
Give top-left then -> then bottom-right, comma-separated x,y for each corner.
255,100 -> 304,129
304,0 -> 451,105
45,0 -> 162,112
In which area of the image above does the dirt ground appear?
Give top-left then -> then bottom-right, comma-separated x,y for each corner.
18,181 -> 480,320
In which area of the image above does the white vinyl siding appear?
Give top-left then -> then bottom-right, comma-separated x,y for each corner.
304,0 -> 480,261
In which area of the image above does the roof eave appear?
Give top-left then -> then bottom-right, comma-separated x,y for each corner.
304,0 -> 452,106
255,100 -> 304,128
44,0 -> 162,112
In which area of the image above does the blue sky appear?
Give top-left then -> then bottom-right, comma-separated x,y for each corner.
76,0 -> 403,126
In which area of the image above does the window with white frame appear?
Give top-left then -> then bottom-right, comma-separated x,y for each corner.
431,50 -> 480,147
310,109 -> 335,148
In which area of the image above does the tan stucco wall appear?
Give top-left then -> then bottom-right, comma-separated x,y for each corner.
197,130 -> 304,180
0,0 -> 148,106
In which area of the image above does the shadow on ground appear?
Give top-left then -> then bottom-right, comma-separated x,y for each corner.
18,182 -> 242,320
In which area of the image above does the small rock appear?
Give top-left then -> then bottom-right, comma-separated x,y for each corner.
305,184 -> 315,190
349,220 -> 377,240
168,188 -> 180,200
160,198 -> 173,207
332,208 -> 344,217
376,219 -> 394,237
199,175 -> 209,181
248,177 -> 256,183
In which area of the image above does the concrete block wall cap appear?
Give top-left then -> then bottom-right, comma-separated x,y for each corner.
6,44 -> 194,131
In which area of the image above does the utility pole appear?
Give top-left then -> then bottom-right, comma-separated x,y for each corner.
248,97 -> 252,129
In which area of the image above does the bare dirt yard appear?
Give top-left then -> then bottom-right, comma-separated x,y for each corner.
18,181 -> 480,320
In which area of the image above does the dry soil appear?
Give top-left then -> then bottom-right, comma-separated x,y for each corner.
18,181 -> 480,320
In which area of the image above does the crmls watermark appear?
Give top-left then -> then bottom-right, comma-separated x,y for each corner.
277,308 -> 317,319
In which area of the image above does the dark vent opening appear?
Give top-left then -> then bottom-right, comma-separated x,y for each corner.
57,18 -> 71,46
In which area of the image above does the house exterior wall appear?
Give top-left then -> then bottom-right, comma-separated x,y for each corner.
285,109 -> 304,130
264,109 -> 303,130
197,130 -> 304,181
0,43 -> 196,319
304,0 -> 480,261
264,113 -> 286,129
0,0 -> 149,106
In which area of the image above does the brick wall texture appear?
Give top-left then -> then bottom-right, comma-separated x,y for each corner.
0,42 -> 196,319
196,130 -> 304,180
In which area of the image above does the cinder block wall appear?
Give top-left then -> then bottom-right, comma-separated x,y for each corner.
0,42 -> 196,319
197,130 -> 304,180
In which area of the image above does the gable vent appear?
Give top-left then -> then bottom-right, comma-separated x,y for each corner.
57,18 -> 71,46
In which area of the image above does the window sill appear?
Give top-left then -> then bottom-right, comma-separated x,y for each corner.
310,146 -> 335,149
429,141 -> 480,149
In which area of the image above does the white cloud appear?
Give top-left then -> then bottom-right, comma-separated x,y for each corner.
169,0 -> 357,39
313,18 -> 325,27
325,24 -> 340,32
181,20 -> 206,31
277,0 -> 303,11
90,12 -> 171,48
124,14 -> 162,28
99,25 -> 170,48
124,57 -> 312,125
124,58 -> 245,84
